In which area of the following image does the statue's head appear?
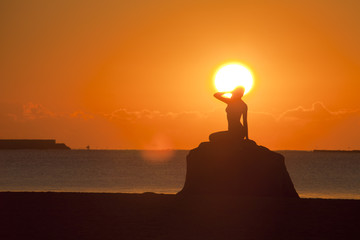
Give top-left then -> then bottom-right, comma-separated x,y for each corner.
232,86 -> 245,99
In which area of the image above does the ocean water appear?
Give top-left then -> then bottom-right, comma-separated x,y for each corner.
0,150 -> 360,199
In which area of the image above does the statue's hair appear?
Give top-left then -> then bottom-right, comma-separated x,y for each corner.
232,86 -> 245,97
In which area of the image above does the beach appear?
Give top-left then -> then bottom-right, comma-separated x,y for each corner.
1,192 -> 360,240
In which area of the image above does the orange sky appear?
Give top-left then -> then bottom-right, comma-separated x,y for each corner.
1,0 -> 359,149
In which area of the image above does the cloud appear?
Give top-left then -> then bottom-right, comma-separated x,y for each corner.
70,111 -> 94,120
270,102 -> 360,149
22,103 -> 57,120
1,101 -> 359,150
278,102 -> 359,122
107,108 -> 207,121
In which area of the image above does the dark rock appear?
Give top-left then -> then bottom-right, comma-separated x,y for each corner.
178,132 -> 299,198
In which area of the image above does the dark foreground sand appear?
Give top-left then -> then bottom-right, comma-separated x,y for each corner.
1,192 -> 360,240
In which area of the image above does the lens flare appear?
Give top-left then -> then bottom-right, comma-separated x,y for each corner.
141,134 -> 174,163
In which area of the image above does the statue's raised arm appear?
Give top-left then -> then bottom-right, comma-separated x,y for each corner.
213,92 -> 231,104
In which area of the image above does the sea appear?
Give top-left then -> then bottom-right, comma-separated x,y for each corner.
1,150 -> 360,199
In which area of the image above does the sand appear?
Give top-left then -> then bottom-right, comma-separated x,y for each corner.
1,192 -> 360,239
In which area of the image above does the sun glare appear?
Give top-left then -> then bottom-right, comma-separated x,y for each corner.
214,63 -> 254,96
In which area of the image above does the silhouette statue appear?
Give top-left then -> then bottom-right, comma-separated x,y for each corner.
210,86 -> 248,141
178,86 -> 299,198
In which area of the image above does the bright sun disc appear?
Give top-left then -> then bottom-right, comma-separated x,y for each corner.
214,63 -> 253,95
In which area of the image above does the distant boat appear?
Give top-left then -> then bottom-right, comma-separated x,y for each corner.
313,150 -> 360,153
0,139 -> 71,150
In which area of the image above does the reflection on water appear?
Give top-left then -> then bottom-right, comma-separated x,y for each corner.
280,151 -> 360,199
0,150 -> 360,199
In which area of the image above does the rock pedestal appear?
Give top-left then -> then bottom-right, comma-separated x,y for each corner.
178,133 -> 299,198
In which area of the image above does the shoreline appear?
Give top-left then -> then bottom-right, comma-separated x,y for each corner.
1,192 -> 360,239
2,190 -> 360,200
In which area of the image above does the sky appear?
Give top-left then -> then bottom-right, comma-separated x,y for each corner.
1,0 -> 359,150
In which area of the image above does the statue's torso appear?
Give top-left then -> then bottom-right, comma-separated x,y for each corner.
226,100 -> 247,132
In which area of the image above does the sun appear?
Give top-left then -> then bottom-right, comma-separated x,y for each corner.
214,63 -> 254,96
